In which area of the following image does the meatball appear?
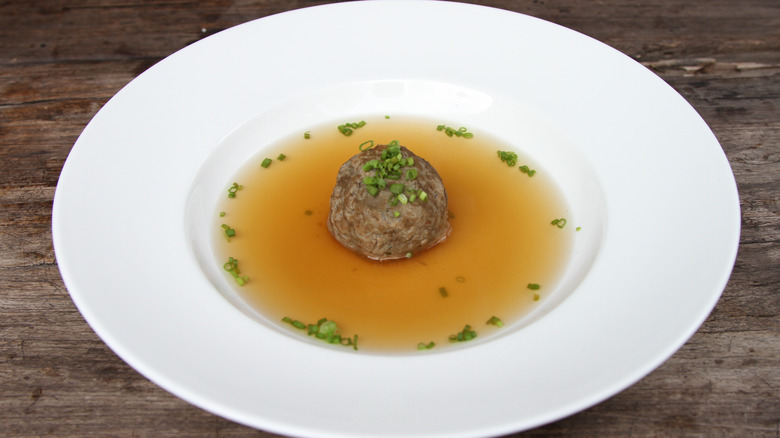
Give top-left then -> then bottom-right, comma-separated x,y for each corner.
327,143 -> 451,260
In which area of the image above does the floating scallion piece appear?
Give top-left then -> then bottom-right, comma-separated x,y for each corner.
576,226 -> 582,231
519,165 -> 536,177
337,120 -> 366,136
551,218 -> 567,228
219,211 -> 226,217
359,140 -> 375,151
527,283 -> 541,290
437,124 -> 473,139
223,257 -> 248,286
304,131 -> 311,139
487,316 -> 504,327
260,158 -> 273,168
497,150 -> 518,167
533,294 -> 540,301
282,317 -> 306,330
277,153 -> 286,161
221,224 -> 236,241
281,317 -> 358,350
449,324 -> 477,342
227,182 -> 242,199
417,341 -> 435,350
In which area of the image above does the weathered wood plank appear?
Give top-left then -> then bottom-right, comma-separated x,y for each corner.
1,0 -> 778,437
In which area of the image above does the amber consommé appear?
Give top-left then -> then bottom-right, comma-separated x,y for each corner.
214,116 -> 572,352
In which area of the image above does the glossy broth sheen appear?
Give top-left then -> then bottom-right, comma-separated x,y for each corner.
215,116 -> 572,352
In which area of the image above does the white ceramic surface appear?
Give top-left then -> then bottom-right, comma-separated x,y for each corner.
52,1 -> 740,437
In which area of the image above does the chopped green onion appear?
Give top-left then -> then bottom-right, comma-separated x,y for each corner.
362,160 -> 379,171
219,211 -> 226,217
449,324 -> 477,342
227,182 -> 242,199
405,252 -> 413,258
497,150 -> 518,167
551,218 -> 567,228
419,191 -> 428,201
390,183 -> 405,195
261,158 -> 272,168
393,211 -> 400,218
437,124 -> 473,139
282,317 -> 307,330
283,317 -> 358,350
338,121 -> 366,136
417,341 -> 435,350
221,224 -> 236,239
527,283 -> 540,290
361,141 -> 426,204
359,140 -> 375,151
304,131 -> 311,139
533,294 -> 540,301
487,316 -> 504,327
223,257 -> 248,286
385,115 -> 390,119
277,153 -> 286,161
576,226 -> 582,231
519,165 -> 536,176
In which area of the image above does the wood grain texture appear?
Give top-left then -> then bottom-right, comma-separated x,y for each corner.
1,0 -> 778,436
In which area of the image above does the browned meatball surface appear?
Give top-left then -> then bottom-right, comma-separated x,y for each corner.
327,143 -> 451,260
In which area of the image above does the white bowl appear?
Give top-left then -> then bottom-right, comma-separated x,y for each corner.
53,2 -> 740,437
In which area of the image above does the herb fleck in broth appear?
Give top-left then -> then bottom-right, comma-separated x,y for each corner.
214,116 -> 572,352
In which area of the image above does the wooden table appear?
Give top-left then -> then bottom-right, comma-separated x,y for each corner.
2,1 -> 778,436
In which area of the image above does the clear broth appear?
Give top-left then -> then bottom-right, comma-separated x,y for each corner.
214,116 -> 572,352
